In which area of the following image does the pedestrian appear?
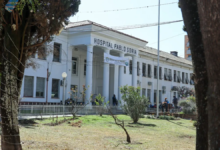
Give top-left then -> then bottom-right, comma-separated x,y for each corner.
112,94 -> 117,106
162,98 -> 168,112
173,96 -> 178,109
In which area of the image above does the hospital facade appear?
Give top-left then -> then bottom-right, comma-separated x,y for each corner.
20,21 -> 194,105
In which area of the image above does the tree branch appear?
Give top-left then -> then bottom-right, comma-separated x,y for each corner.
23,36 -> 50,50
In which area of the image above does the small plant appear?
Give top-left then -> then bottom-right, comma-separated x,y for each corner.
178,96 -> 196,114
92,94 -> 108,116
193,121 -> 197,127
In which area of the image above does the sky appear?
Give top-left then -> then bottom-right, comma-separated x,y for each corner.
70,0 -> 187,58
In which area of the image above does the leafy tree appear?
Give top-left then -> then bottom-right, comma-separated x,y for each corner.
179,0 -> 208,149
120,85 -> 149,123
0,0 -> 80,149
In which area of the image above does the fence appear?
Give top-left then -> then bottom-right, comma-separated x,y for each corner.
18,105 -> 124,116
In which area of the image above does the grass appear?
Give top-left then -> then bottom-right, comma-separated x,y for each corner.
13,115 -> 195,150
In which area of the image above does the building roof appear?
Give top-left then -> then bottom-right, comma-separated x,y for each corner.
139,46 -> 192,66
65,20 -> 148,43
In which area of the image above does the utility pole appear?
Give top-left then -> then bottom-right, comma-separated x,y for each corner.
156,0 -> 160,118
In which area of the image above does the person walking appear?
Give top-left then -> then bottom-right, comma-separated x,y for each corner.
112,94 -> 117,106
173,96 -> 178,109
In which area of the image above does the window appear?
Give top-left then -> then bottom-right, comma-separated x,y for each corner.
188,55 -> 192,58
129,60 -> 132,74
174,70 -> 177,82
53,43 -> 61,62
137,62 -> 140,76
177,71 -> 181,82
51,79 -> 59,98
84,60 -> 86,76
159,90 -> 162,102
168,69 -> 172,81
38,46 -> 46,60
124,66 -> 126,74
72,57 -> 78,75
24,76 -> 34,97
159,67 -> 162,79
182,72 -> 185,83
154,90 -> 157,103
187,41 -> 190,47
147,64 -> 152,78
164,68 -> 168,80
185,73 -> 189,84
31,53 -> 35,58
142,88 -> 146,97
154,66 -> 157,79
142,63 -> 146,76
147,89 -> 151,101
36,77 -> 45,97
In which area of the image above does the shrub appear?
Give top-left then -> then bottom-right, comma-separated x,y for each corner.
158,115 -> 175,120
120,86 -> 150,123
178,96 -> 196,114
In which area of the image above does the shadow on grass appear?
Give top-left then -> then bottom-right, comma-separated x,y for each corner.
167,120 -> 195,130
19,119 -> 40,128
114,140 -> 145,148
128,122 -> 156,127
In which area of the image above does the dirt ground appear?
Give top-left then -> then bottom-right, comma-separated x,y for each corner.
12,115 -> 195,150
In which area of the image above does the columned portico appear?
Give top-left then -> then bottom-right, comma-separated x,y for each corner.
114,65 -> 119,102
118,53 -> 124,101
85,45 -> 93,103
103,49 -> 110,103
132,56 -> 137,87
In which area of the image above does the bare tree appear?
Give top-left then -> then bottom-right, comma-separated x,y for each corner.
107,106 -> 131,143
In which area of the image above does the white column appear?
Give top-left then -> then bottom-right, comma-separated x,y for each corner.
118,53 -> 124,101
103,49 -> 110,104
139,62 -> 143,96
132,56 -> 137,87
114,65 -> 119,104
85,45 -> 93,104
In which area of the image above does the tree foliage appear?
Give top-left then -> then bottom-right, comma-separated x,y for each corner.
0,0 -> 80,149
120,85 -> 149,123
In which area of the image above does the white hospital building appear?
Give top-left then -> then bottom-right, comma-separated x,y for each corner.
20,20 -> 194,105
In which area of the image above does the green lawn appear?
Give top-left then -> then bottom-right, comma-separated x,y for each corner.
16,115 -> 195,150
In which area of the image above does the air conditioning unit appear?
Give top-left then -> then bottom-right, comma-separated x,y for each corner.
137,80 -> 141,85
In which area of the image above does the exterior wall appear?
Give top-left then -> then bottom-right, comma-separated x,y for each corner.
20,24 -> 194,105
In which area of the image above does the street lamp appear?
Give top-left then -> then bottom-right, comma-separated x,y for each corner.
62,72 -> 67,115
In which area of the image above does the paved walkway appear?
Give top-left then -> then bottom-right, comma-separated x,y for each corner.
17,114 -> 74,120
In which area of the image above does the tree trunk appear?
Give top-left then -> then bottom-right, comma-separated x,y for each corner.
179,1 -> 209,149
124,128 -> 131,143
196,1 -> 220,149
0,27 -> 24,149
